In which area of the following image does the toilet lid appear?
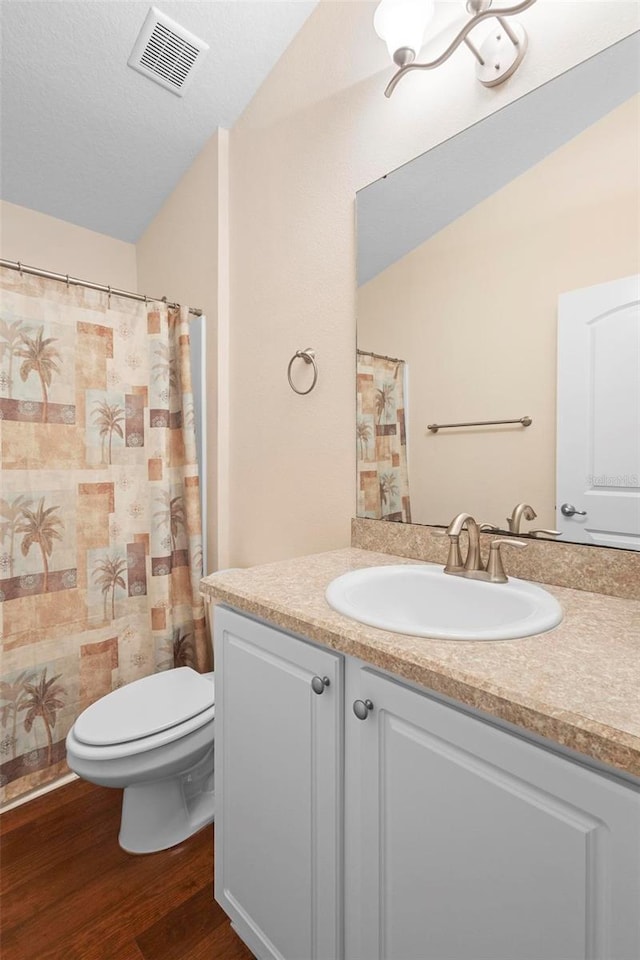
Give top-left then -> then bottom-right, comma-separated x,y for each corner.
74,667 -> 215,746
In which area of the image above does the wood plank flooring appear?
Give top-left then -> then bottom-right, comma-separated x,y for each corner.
0,779 -> 254,960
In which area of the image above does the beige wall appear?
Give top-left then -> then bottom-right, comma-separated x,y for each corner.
358,95 -> 640,531
0,199 -> 137,290
136,131 -> 228,573
3,2 -> 639,570
227,1 -> 640,567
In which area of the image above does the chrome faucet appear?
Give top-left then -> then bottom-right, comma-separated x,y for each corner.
444,512 -> 527,583
507,502 -> 561,538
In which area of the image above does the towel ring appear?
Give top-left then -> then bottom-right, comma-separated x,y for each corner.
288,348 -> 318,395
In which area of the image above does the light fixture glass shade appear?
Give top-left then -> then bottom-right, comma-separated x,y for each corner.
373,0 -> 435,61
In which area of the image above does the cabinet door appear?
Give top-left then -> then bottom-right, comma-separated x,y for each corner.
214,607 -> 343,960
345,664 -> 640,960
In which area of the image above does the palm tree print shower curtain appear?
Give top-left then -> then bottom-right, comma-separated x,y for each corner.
356,351 -> 411,522
0,267 -> 208,806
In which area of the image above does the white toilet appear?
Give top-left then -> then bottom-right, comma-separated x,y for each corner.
66,667 -> 215,854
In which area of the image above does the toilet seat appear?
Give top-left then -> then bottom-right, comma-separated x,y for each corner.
68,668 -> 215,761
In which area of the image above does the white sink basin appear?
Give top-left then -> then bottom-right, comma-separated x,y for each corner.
325,564 -> 563,641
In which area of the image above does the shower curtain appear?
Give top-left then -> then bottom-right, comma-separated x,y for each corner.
357,350 -> 411,522
0,267 -> 208,806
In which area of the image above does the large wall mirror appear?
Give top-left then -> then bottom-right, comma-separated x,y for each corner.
356,34 -> 640,551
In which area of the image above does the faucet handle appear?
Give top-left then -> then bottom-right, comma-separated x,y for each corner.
487,537 -> 527,583
429,527 -> 464,572
444,534 -> 464,573
430,527 -> 464,573
529,529 -> 561,538
479,522 -> 499,532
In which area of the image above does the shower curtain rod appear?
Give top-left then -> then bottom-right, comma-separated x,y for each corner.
357,348 -> 404,365
0,258 -> 203,317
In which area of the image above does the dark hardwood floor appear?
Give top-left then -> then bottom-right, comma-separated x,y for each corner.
0,779 -> 253,960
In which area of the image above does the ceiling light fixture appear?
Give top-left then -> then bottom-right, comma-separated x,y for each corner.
374,0 -> 537,97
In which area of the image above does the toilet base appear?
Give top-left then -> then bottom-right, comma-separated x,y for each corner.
119,745 -> 215,854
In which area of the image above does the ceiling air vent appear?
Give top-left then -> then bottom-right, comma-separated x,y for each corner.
128,6 -> 209,97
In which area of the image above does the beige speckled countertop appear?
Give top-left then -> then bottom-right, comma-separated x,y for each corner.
201,548 -> 640,779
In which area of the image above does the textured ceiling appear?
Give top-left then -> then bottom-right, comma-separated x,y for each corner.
0,0 -> 318,241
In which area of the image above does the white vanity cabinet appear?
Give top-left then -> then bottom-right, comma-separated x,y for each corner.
214,607 -> 343,960
345,664 -> 640,960
214,607 -> 640,960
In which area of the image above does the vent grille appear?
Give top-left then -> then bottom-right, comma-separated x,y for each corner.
128,7 -> 209,97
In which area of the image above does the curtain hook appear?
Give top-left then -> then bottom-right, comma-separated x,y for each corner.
107,285 -> 112,307
66,274 -> 70,289
17,261 -> 23,277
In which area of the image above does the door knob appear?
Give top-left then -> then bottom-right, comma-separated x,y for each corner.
560,503 -> 587,517
353,699 -> 374,720
311,676 -> 330,695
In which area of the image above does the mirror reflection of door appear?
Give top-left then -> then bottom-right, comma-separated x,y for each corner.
356,33 -> 640,550
556,275 -> 640,549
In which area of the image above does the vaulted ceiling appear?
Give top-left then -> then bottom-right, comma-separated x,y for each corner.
0,1 -> 318,241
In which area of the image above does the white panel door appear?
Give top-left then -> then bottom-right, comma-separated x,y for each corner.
556,275 -> 640,548
214,607 -> 343,960
345,665 -> 640,960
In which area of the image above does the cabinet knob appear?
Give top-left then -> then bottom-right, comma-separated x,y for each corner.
353,699 -> 374,720
311,675 -> 330,695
